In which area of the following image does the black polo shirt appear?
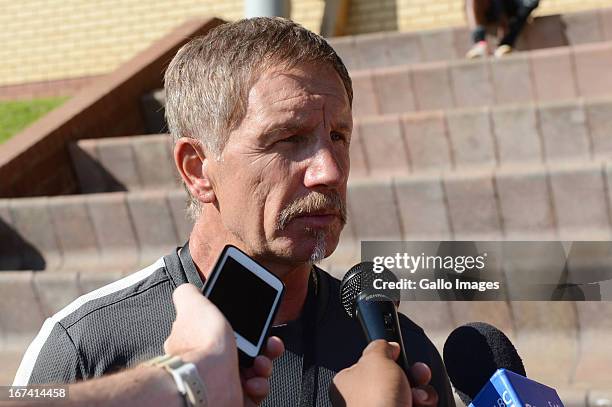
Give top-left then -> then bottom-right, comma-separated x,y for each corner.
13,243 -> 455,406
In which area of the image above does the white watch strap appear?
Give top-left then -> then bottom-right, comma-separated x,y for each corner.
148,355 -> 208,407
171,361 -> 207,407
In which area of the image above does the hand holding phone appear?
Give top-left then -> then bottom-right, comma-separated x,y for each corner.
202,245 -> 285,367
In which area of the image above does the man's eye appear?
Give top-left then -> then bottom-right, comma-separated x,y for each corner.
331,132 -> 347,142
280,134 -> 305,143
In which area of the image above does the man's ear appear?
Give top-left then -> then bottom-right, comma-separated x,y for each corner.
174,138 -> 216,204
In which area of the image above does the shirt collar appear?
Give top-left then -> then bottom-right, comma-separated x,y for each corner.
164,241 -> 205,290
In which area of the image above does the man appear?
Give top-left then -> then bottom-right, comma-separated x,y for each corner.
14,17 -> 454,406
8,284 -> 435,407
465,0 -> 540,58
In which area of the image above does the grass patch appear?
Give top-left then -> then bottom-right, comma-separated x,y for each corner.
0,97 -> 68,144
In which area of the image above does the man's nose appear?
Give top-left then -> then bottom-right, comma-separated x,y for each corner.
303,139 -> 346,189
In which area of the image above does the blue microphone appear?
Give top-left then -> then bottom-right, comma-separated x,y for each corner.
443,322 -> 564,407
468,368 -> 563,407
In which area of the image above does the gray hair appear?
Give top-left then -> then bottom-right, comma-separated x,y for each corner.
164,17 -> 353,220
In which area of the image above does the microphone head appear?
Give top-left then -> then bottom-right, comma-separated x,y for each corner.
340,262 -> 399,318
443,322 -> 526,405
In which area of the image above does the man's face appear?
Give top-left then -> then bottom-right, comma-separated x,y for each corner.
207,62 -> 352,267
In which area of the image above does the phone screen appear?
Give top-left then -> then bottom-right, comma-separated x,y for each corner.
208,256 -> 279,345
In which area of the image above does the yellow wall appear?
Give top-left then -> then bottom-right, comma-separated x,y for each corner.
1,0 -> 612,87
0,0 -> 326,87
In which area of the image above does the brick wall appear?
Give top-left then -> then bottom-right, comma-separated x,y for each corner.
0,0 -> 325,88
1,0 -> 612,89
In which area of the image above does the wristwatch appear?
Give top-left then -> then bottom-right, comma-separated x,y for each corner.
147,354 -> 208,407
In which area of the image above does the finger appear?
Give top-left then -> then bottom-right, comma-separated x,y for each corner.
251,355 -> 273,378
409,362 -> 432,387
241,353 -> 274,381
262,336 -> 284,360
412,385 -> 439,407
243,376 -> 270,404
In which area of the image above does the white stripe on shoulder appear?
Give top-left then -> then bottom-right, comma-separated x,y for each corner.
12,257 -> 166,386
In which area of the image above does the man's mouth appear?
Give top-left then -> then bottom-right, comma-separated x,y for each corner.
296,210 -> 338,217
276,191 -> 347,231
291,211 -> 340,227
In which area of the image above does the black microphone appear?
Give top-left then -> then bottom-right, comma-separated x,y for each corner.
340,262 -> 412,379
442,322 -> 526,405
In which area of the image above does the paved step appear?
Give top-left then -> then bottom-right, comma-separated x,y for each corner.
351,97 -> 612,177
328,8 -> 612,70
351,40 -> 612,117
69,134 -> 179,194
4,160 -> 612,272
396,301 -> 612,390
72,97 -> 612,191
0,349 -> 28,386
0,190 -> 191,271
140,40 -> 612,129
0,269 -> 611,389
324,159 -> 612,271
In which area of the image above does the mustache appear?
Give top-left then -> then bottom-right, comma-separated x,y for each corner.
277,191 -> 347,231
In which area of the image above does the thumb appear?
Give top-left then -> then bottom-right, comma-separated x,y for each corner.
362,340 -> 400,360
172,283 -> 214,317
387,342 -> 401,361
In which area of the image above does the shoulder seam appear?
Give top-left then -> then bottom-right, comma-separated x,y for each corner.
64,278 -> 170,329
56,321 -> 86,380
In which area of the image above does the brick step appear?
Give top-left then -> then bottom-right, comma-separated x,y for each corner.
0,190 -> 191,272
328,8 -> 612,71
1,268 -> 611,389
324,159 -> 612,272
69,133 -> 179,194
400,301 -> 612,390
3,160 -> 612,272
345,161 -> 611,241
350,40 -> 612,117
352,97 -> 612,177
558,389 -> 612,407
0,349 -> 28,386
140,40 -> 612,134
74,97 -> 612,192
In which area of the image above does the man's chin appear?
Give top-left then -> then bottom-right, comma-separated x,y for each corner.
273,235 -> 338,264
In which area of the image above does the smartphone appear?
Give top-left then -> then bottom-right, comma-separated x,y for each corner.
202,245 -> 285,366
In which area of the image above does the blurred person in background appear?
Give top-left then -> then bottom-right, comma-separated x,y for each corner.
465,0 -> 540,58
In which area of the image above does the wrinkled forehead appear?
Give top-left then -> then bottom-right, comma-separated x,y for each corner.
245,64 -> 353,127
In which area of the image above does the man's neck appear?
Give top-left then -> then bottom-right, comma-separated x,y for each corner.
272,263 -> 311,325
188,221 -> 312,325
